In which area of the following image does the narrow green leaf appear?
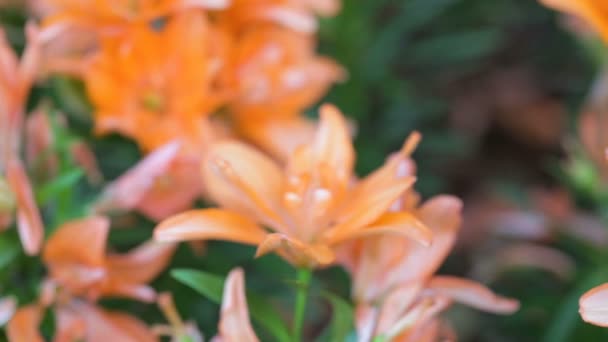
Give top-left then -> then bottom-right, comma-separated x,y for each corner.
316,292 -> 355,342
172,269 -> 291,342
171,269 -> 224,303
0,234 -> 20,270
36,168 -> 84,205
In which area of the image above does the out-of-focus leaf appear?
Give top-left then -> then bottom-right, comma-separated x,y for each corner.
316,292 -> 355,342
406,29 -> 503,67
36,168 -> 84,205
172,269 -> 224,303
0,234 -> 19,269
172,269 -> 291,342
49,77 -> 92,124
542,269 -> 608,342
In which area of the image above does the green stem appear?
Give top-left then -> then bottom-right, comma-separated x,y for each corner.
293,268 -> 312,342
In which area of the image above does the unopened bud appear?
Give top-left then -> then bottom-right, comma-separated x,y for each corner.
0,177 -> 16,215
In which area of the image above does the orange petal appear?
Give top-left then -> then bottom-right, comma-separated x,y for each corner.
328,211 -> 432,246
580,283 -> 608,327
255,233 -> 335,267
107,241 -> 177,286
288,104 -> 354,183
326,177 -> 416,242
6,305 -> 44,342
237,116 -> 316,162
94,141 -> 181,214
217,268 -> 259,342
155,209 -> 268,245
428,276 -> 519,314
203,141 -> 283,226
44,216 -> 109,267
6,159 -> 44,255
69,301 -> 157,342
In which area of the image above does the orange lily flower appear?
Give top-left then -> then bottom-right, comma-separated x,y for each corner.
580,283 -> 608,327
338,160 -> 518,341
0,23 -> 44,255
85,12 -> 227,153
155,104 -> 432,268
43,216 -> 176,302
7,216 -> 175,341
224,26 -> 344,159
539,0 -> 608,42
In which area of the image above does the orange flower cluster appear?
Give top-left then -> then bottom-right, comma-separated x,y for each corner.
7,217 -> 175,341
33,0 -> 344,221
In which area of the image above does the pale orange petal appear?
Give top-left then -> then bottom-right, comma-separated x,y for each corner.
43,216 -> 109,267
203,141 -> 283,226
326,177 -> 416,242
329,211 -> 432,246
255,233 -> 335,267
94,141 -> 181,214
428,276 -> 519,314
7,305 -> 43,342
0,296 -> 16,326
107,241 -> 177,286
154,209 -> 268,245
580,283 -> 608,327
70,301 -> 157,342
6,159 -> 43,255
238,116 -> 316,162
217,268 -> 259,342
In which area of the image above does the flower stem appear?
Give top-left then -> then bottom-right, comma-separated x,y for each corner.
293,267 -> 312,342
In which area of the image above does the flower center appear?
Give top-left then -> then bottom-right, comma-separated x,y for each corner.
140,91 -> 165,113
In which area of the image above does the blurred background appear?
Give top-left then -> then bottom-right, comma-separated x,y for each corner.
2,0 -> 608,341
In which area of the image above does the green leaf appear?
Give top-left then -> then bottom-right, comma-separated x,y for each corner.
172,269 -> 224,303
542,269 -> 608,342
0,234 -> 20,270
316,292 -> 355,342
36,168 -> 84,205
172,269 -> 291,342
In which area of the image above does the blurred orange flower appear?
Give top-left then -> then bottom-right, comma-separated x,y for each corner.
339,161 -> 518,341
155,104 -> 431,268
85,12 -> 226,152
540,0 -> 608,42
0,23 -> 44,256
40,0 -> 229,35
7,216 -> 175,341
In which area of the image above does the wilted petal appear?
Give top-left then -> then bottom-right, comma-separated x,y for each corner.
217,268 -> 259,342
94,141 -> 181,214
155,209 -> 268,245
255,233 -> 335,267
580,283 -> 608,327
203,141 -> 283,226
7,305 -> 43,342
6,159 -> 44,256
428,276 -> 519,314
